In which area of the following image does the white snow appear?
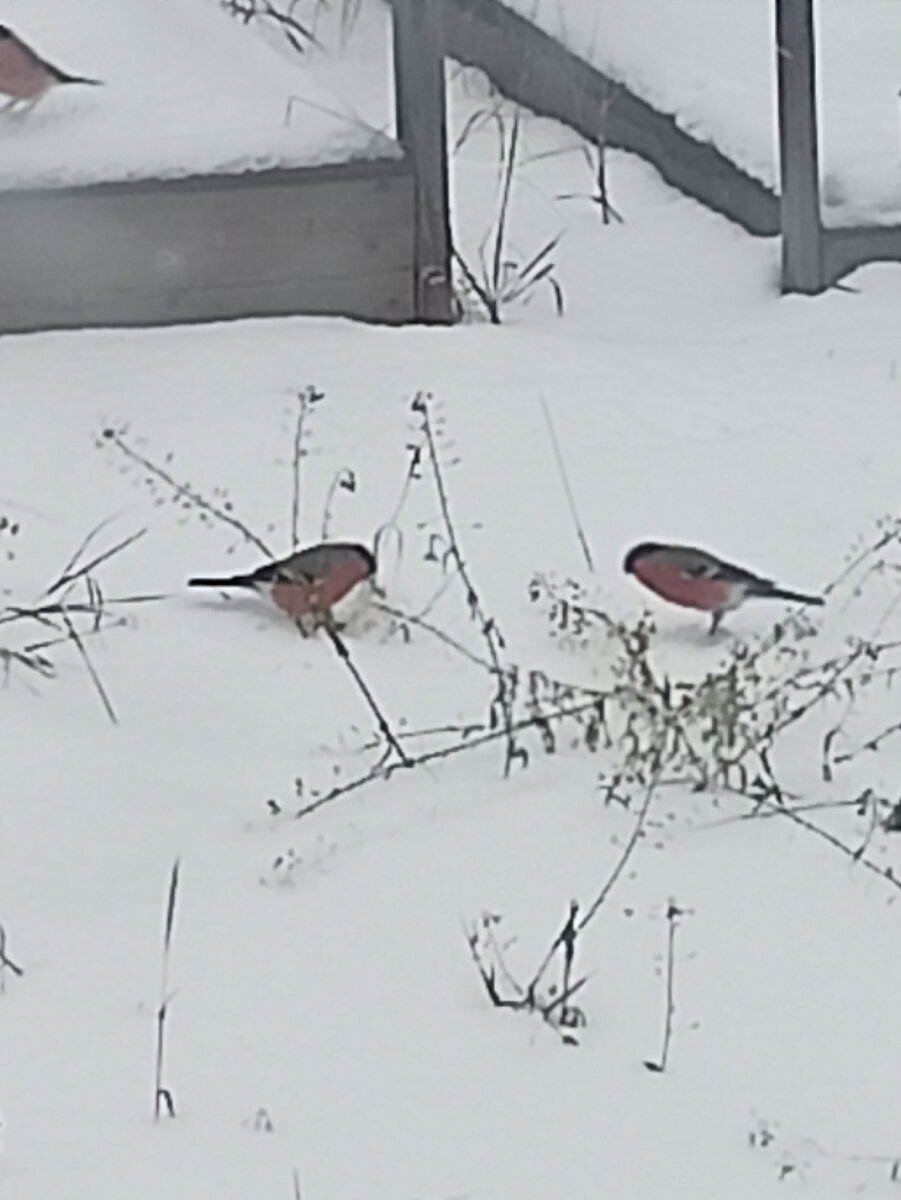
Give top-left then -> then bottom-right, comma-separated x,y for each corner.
4,5 -> 901,1200
498,0 -> 901,227
0,0 -> 397,191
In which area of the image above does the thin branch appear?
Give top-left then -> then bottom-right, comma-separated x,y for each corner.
290,396 -> 306,550
101,429 -> 272,557
0,921 -> 24,994
539,395 -> 594,571
154,859 -> 181,1122
42,514 -> 120,596
321,622 -> 411,767
645,901 -> 683,1073
60,608 -> 118,725
373,600 -> 494,671
491,108 -> 521,296
578,757 -> 662,930
735,779 -> 901,895
414,393 -> 519,775
320,468 -> 355,540
44,528 -> 147,598
294,698 -> 605,820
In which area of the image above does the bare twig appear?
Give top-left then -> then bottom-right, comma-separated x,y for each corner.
579,755 -> 662,930
320,468 -> 356,540
44,528 -> 147,599
221,0 -> 320,52
735,778 -> 901,895
60,609 -> 118,725
539,395 -> 594,571
101,429 -> 272,557
414,393 -> 521,775
288,385 -> 324,548
294,697 -> 606,820
453,106 -> 564,322
373,600 -> 494,671
320,622 -> 411,767
0,922 -> 24,994
645,901 -> 683,1073
491,107 -> 521,298
466,909 -> 588,1042
154,859 -> 181,1122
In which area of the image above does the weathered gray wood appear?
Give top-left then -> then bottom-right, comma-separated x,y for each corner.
823,225 -> 901,287
776,0 -> 824,292
0,160 -> 417,334
392,0 -> 454,322
433,0 -> 780,236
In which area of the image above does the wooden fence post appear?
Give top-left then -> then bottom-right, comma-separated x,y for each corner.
775,0 -> 824,293
392,0 -> 455,322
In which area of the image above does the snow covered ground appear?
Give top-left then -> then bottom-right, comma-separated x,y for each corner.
4,5 -> 901,1200
0,0 -> 396,190
499,0 -> 901,227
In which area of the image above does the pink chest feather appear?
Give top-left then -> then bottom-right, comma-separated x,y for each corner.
633,560 -> 731,612
0,42 -> 49,99
269,558 -> 370,619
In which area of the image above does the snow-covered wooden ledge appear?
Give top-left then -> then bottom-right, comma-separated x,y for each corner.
0,158 -> 417,333
0,0 -> 452,332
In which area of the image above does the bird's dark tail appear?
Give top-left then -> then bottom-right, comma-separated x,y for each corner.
188,575 -> 257,590
757,584 -> 824,607
49,66 -> 103,86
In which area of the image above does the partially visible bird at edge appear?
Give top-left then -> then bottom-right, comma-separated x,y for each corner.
0,25 -> 102,114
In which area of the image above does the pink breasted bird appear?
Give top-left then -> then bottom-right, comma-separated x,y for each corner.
623,542 -> 824,634
0,25 -> 102,112
188,541 -> 377,626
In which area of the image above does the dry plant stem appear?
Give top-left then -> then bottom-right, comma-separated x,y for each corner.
60,609 -> 118,725
645,902 -> 682,1073
321,468 -> 355,540
290,394 -> 307,549
221,0 -> 318,51
154,859 -> 181,1122
102,429 -> 273,557
44,528 -> 147,598
294,697 -> 605,820
373,600 -> 495,671
736,779 -> 901,895
525,902 -> 584,1024
320,622 -> 412,767
292,1168 -> 302,1200
415,393 -> 518,775
539,395 -> 594,572
0,593 -> 165,633
525,758 -> 657,1003
0,645 -> 54,680
42,513 -> 122,594
466,911 -> 588,1041
384,437 -> 424,529
1,523 -> 154,708
822,526 -> 900,598
578,758 -> 662,931
451,247 -> 500,325
491,108 -> 521,296
834,718 -> 901,765
0,922 -> 24,993
465,928 -> 521,1011
453,106 -> 563,322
